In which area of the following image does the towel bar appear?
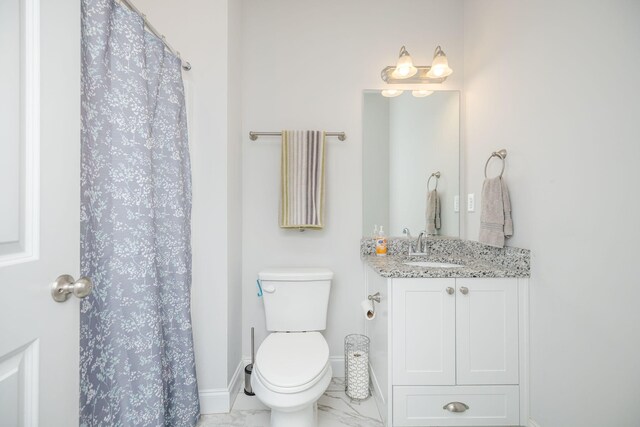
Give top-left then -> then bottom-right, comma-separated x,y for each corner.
249,131 -> 346,141
484,149 -> 507,178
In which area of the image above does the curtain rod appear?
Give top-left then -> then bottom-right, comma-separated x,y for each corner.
118,0 -> 191,71
249,131 -> 347,141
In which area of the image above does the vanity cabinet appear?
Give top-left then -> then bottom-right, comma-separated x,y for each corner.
392,278 -> 520,426
364,266 -> 529,427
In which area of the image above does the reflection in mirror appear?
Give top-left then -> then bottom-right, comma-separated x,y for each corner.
362,90 -> 460,237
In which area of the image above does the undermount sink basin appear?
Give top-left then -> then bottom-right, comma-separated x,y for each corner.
403,261 -> 464,268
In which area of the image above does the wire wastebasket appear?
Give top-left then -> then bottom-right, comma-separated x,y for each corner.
344,334 -> 370,400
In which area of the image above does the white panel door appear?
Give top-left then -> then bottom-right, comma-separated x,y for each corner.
0,0 -> 82,426
392,278 -> 456,385
456,278 -> 519,385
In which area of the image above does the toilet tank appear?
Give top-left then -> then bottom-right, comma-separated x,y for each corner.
258,268 -> 333,332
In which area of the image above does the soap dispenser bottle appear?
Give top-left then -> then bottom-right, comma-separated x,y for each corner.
376,226 -> 388,257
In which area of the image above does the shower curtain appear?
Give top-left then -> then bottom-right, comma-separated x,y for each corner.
80,1 -> 199,425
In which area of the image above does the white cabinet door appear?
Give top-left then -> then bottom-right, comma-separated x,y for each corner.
456,278 -> 519,385
393,278 -> 456,385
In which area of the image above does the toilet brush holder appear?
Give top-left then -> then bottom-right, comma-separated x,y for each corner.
244,327 -> 255,396
244,364 -> 254,396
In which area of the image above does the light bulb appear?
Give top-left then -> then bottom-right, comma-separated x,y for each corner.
412,90 -> 434,98
381,89 -> 404,98
391,46 -> 417,79
395,65 -> 413,78
426,46 -> 453,78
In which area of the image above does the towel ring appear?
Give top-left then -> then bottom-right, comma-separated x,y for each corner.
427,171 -> 441,191
484,149 -> 507,178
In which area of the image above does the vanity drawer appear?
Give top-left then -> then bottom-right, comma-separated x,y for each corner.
393,385 -> 520,426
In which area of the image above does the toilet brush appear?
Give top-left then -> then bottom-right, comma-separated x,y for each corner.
244,327 -> 255,396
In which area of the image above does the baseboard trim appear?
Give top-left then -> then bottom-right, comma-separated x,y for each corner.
330,356 -> 345,378
529,418 -> 541,427
199,360 -> 244,414
198,388 -> 230,414
369,362 -> 387,425
228,359 -> 244,409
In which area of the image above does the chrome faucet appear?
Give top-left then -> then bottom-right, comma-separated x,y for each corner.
416,231 -> 428,254
402,227 -> 429,256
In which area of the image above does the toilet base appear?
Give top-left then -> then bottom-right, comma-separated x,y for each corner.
270,402 -> 318,427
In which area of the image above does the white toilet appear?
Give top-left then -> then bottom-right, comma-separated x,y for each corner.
251,268 -> 334,427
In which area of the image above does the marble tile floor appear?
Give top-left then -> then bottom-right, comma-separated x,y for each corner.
198,378 -> 384,427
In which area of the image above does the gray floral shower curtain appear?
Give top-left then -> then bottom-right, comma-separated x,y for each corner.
80,1 -> 199,425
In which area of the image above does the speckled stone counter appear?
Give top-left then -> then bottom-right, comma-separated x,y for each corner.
362,237 -> 530,278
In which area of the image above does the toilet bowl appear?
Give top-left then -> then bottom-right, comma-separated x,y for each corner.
252,268 -> 333,427
251,332 -> 332,427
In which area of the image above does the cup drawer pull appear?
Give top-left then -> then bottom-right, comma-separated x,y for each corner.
443,401 -> 469,413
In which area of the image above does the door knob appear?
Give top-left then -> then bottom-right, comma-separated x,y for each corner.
51,274 -> 93,302
443,401 -> 469,412
459,286 -> 469,295
446,287 -> 454,295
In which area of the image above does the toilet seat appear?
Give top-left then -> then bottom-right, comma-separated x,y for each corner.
254,332 -> 329,394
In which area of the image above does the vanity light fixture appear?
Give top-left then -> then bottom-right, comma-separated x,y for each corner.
381,89 -> 404,98
380,44 -> 453,84
426,45 -> 453,78
412,90 -> 434,98
391,46 -> 418,79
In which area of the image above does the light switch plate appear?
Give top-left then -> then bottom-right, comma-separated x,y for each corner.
467,193 -> 475,212
454,195 -> 460,212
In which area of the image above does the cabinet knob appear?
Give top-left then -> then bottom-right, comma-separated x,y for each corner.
459,286 -> 469,295
443,401 -> 469,413
446,287 -> 454,295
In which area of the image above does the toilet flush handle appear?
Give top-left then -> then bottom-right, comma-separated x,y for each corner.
263,285 -> 276,293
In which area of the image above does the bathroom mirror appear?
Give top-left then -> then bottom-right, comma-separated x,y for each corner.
362,90 -> 460,237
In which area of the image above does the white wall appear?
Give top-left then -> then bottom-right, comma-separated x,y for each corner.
135,0 -> 243,412
241,0 -> 464,362
463,1 -> 640,425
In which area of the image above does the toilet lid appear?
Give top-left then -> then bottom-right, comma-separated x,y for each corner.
255,332 -> 329,389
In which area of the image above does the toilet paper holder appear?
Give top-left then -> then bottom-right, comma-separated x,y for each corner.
368,292 -> 381,313
368,292 -> 381,304
362,292 -> 381,320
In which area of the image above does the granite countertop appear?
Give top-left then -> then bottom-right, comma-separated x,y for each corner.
361,237 -> 530,278
364,254 -> 528,278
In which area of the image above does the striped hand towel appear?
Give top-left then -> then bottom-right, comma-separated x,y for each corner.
280,130 -> 326,229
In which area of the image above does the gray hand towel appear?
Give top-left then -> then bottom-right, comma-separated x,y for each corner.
479,177 -> 513,248
426,189 -> 441,235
